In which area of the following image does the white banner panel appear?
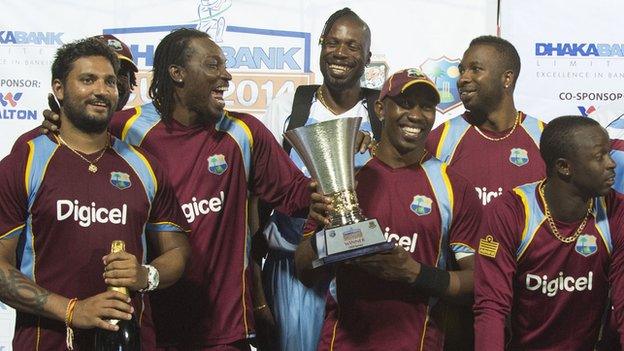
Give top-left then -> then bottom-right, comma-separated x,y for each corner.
500,0 -> 624,123
0,0 -> 495,348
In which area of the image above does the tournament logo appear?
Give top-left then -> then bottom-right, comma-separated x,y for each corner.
110,172 -> 131,190
509,148 -> 529,167
575,234 -> 598,257
410,195 -> 433,216
208,154 -> 228,175
419,56 -> 462,113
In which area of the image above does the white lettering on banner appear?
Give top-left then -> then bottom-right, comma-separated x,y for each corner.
56,200 -> 127,227
475,187 -> 503,206
181,191 -> 225,223
525,271 -> 593,297
384,226 -> 418,253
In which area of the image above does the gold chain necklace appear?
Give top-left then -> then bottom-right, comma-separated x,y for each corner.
316,87 -> 339,115
474,111 -> 521,142
538,181 -> 593,244
56,134 -> 109,173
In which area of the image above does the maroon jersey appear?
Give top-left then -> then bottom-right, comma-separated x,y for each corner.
474,181 -> 624,350
0,134 -> 188,351
317,156 -> 481,351
426,112 -> 546,206
109,104 -> 310,347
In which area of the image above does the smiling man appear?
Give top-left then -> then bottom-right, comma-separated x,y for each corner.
107,29 -> 312,350
0,37 -> 190,350
424,36 -> 548,351
426,36 -> 546,208
260,8 -> 381,351
296,69 -> 482,351
474,116 -> 624,350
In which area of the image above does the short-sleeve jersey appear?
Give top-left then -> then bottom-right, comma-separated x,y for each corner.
426,112 -> 546,206
0,134 -> 188,351
474,182 -> 624,350
109,104 -> 310,347
317,155 -> 481,351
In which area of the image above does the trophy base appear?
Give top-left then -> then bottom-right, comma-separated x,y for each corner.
312,218 -> 394,268
312,241 -> 395,268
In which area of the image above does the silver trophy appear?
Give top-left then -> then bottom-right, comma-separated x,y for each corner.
285,117 -> 393,268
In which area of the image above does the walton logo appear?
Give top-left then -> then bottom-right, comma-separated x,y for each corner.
0,92 -> 22,107
526,271 -> 593,297
1,92 -> 37,120
536,43 -> 624,57
420,56 -> 462,114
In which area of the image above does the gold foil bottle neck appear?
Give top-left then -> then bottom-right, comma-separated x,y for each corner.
110,240 -> 126,254
108,240 -> 129,296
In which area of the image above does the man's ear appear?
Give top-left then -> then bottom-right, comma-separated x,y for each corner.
169,64 -> 185,84
51,78 -> 64,103
374,99 -> 384,122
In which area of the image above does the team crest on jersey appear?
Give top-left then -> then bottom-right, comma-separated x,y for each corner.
509,148 -> 529,167
575,234 -> 598,257
208,154 -> 228,175
110,172 -> 131,190
410,195 -> 433,216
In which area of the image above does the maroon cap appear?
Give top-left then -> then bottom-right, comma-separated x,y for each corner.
94,34 -> 138,72
379,68 -> 440,104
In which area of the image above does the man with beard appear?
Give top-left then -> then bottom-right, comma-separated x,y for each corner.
474,116 -> 624,350
0,38 -> 190,350
424,35 -> 546,350
112,29 -> 311,350
296,69 -> 482,351
259,8 -> 380,351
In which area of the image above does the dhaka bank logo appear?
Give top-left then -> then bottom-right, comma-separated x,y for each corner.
208,154 -> 228,175
410,195 -> 433,216
110,172 -> 131,190
420,57 -> 462,113
509,148 -> 529,167
575,234 -> 598,257
0,92 -> 23,107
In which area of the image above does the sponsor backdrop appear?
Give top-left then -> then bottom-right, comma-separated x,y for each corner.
500,0 -> 624,124
19,0 -> 621,348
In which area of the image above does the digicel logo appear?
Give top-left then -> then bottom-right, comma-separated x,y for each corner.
525,271 -> 593,297
56,200 -> 127,227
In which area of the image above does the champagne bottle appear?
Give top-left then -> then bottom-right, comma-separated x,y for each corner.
94,240 -> 141,350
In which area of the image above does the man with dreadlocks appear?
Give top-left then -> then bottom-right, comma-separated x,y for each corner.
259,8 -> 381,351
109,28 -> 312,350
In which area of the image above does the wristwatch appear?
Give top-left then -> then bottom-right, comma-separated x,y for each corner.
139,264 -> 159,292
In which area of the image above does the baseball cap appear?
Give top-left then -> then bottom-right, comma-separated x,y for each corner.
94,34 -> 138,72
379,68 -> 440,104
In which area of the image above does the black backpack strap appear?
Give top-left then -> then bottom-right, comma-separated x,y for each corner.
282,84 -> 320,154
362,88 -> 382,141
